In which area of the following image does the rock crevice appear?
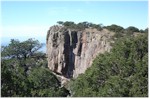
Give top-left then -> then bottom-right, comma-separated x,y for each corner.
46,25 -> 114,79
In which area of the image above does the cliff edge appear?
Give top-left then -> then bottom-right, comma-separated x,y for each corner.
46,25 -> 114,80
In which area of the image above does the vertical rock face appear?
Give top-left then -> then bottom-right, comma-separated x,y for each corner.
46,25 -> 114,79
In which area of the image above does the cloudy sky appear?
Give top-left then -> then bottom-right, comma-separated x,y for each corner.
1,0 -> 148,47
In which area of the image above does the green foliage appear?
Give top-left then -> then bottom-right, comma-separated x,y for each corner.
144,28 -> 148,33
1,60 -> 30,96
105,24 -> 124,38
139,29 -> 145,33
28,67 -> 69,97
28,67 -> 60,88
2,38 -> 43,59
1,38 -> 69,97
57,21 -> 143,38
125,26 -> 140,35
70,33 -> 148,97
126,26 -> 140,32
56,21 -> 103,31
1,38 -> 45,74
105,25 -> 143,38
61,21 -> 77,29
57,21 -> 64,25
106,24 -> 124,33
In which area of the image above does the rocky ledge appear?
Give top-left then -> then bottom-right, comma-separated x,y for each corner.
46,25 -> 114,81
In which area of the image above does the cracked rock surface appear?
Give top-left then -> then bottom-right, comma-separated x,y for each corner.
46,25 -> 114,80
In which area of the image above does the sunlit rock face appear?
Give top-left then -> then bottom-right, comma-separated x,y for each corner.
46,25 -> 114,79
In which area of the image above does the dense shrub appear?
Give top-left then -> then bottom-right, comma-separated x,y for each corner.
70,33 -> 148,97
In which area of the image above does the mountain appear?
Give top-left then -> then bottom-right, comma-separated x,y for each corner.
46,24 -> 116,85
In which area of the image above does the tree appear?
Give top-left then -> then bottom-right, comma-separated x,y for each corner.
28,67 -> 69,97
139,29 -> 144,33
1,61 -> 69,97
144,28 -> 148,33
77,22 -> 86,30
63,21 -> 76,28
57,21 -> 64,25
1,38 -> 70,97
105,24 -> 124,38
2,38 -> 43,60
105,24 -> 124,33
57,21 -> 103,31
125,26 -> 140,35
70,33 -> 148,97
1,60 -> 30,96
1,38 -> 44,73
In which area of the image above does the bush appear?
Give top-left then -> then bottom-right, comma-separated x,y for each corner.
28,67 -> 69,97
105,24 -> 124,33
1,38 -> 70,97
70,33 -> 148,97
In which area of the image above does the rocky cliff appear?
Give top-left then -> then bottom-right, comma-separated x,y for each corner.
46,25 -> 114,80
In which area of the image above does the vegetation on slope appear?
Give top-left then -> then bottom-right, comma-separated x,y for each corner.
70,32 -> 148,97
1,21 -> 148,97
57,21 -> 103,31
57,21 -> 148,39
1,38 -> 69,97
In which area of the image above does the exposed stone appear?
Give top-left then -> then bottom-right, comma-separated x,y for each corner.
46,25 -> 114,80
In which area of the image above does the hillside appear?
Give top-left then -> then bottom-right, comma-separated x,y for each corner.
1,21 -> 148,97
46,21 -> 147,86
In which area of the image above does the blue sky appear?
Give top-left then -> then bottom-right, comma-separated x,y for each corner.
1,1 -> 148,47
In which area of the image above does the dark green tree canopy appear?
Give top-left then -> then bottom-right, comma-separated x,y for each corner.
144,28 -> 148,33
105,24 -> 124,33
126,26 -> 140,33
2,38 -> 43,59
56,21 -> 103,30
70,33 -> 148,97
28,67 -> 69,97
1,22 -> 147,97
1,38 -> 46,75
1,38 -> 69,97
57,21 -> 64,25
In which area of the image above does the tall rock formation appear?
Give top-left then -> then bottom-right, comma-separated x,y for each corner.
46,25 -> 114,79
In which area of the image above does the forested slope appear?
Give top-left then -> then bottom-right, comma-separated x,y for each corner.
70,33 -> 148,97
1,22 -> 148,97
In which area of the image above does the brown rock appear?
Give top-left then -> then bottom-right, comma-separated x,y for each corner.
46,25 -> 114,79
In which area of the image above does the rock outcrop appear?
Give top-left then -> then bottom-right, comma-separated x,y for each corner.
46,25 -> 114,79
